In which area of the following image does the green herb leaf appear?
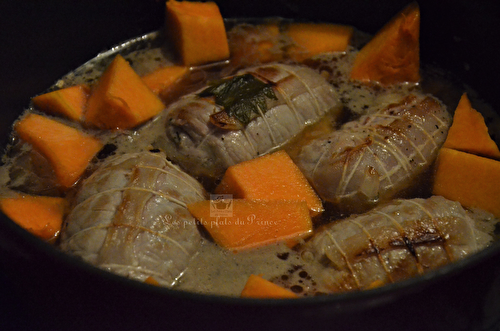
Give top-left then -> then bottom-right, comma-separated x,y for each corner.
199,74 -> 277,125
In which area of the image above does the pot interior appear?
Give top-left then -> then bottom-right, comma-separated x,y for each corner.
1,0 -> 500,330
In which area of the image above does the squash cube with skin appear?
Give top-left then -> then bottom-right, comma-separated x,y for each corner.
443,93 -> 500,159
0,192 -> 68,241
215,150 -> 324,217
32,84 -> 90,122
350,2 -> 420,85
187,199 -> 313,251
85,54 -> 165,130
286,23 -> 353,62
15,113 -> 103,190
141,65 -> 189,95
229,23 -> 283,67
241,274 -> 298,298
165,0 -> 230,66
432,147 -> 500,218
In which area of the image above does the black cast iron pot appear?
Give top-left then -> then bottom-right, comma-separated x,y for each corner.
1,1 -> 500,330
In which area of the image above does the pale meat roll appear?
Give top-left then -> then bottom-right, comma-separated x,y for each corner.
156,63 -> 341,179
60,152 -> 207,287
295,94 -> 451,213
300,196 -> 492,293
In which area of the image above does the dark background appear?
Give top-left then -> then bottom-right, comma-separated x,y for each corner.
1,1 -> 500,330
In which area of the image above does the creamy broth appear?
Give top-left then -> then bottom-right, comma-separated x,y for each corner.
1,18 -> 499,297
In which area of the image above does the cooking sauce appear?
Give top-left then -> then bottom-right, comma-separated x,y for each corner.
1,18 -> 499,297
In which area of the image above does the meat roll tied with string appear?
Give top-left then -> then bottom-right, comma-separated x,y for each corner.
296,196 -> 493,293
294,94 -> 451,213
155,63 -> 341,180
60,152 -> 207,287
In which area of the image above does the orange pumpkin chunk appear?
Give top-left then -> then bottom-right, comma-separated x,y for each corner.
15,113 -> 103,189
350,2 -> 420,85
187,199 -> 312,251
229,23 -> 283,68
432,147 -> 500,217
85,54 -> 165,130
165,0 -> 229,66
365,279 -> 385,290
286,23 -> 353,62
0,192 -> 67,241
32,85 -> 89,122
443,93 -> 500,159
144,276 -> 161,286
215,150 -> 323,217
141,65 -> 188,95
240,274 -> 298,299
